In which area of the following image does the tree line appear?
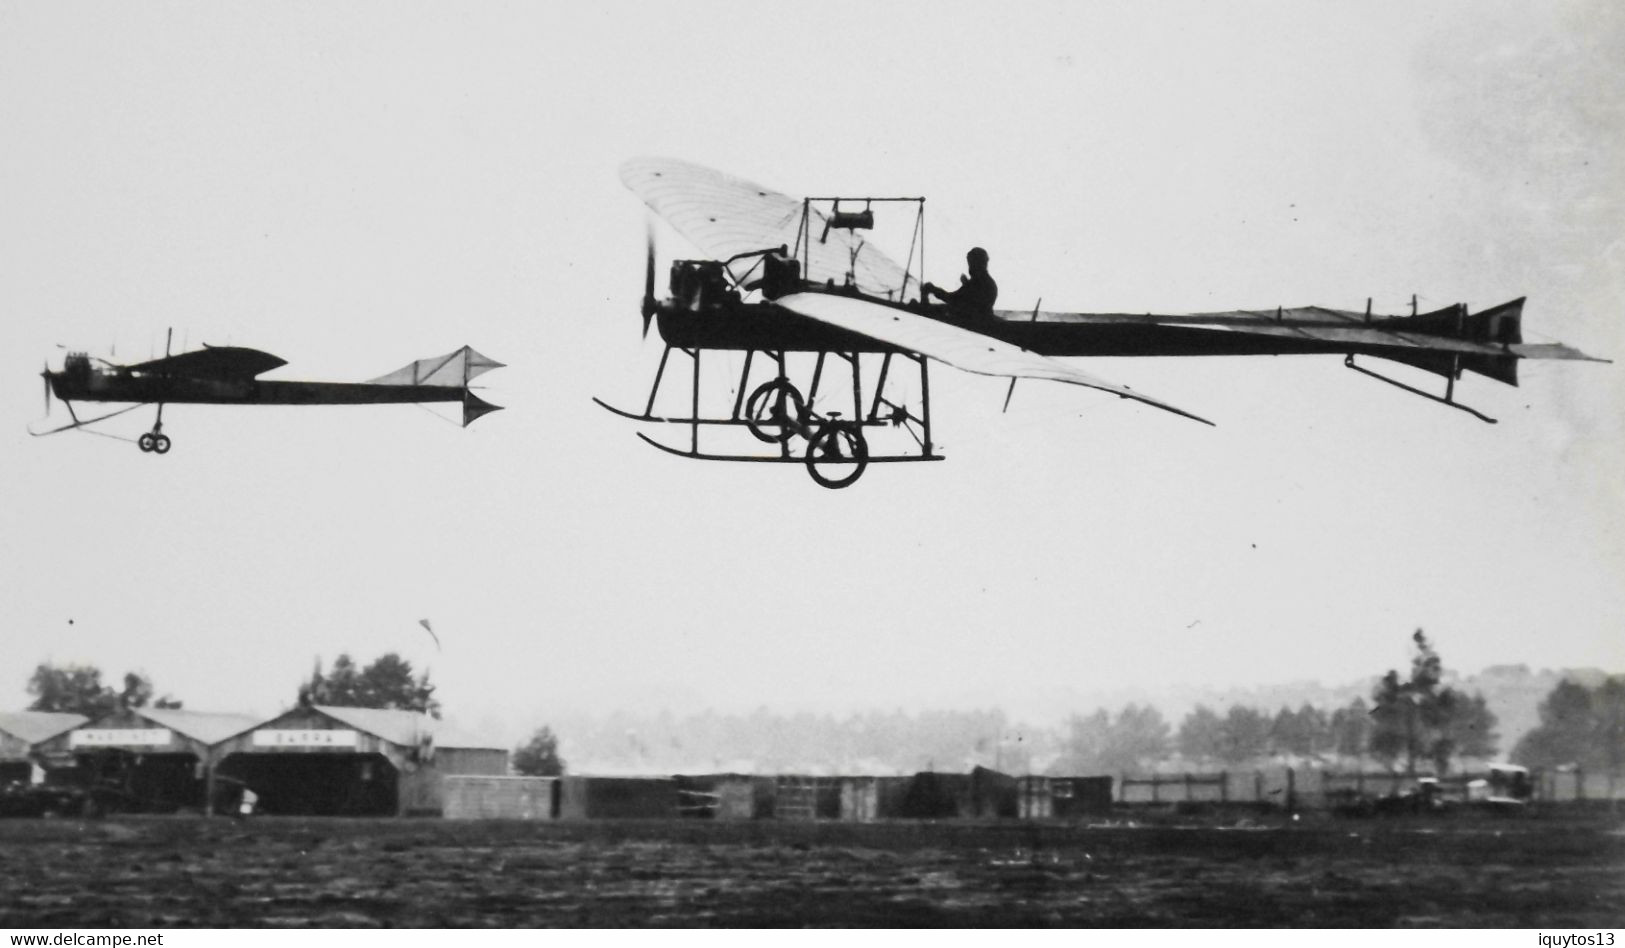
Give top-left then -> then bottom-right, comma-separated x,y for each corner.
24,664 -> 183,717
1054,631 -> 1499,775
19,632 -> 1618,779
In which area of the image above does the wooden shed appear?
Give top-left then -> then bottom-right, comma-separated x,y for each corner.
557,776 -> 679,819
442,776 -> 558,819
1050,776 -> 1114,817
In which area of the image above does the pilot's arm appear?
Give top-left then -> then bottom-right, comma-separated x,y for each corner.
923,276 -> 969,302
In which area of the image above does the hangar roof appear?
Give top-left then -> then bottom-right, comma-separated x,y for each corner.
0,711 -> 88,745
312,705 -> 502,751
137,708 -> 265,745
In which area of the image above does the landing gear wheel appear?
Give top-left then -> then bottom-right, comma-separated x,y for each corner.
138,433 -> 156,453
744,379 -> 806,443
805,422 -> 869,489
152,434 -> 171,454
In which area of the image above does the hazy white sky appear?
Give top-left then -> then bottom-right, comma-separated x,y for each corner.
2,1 -> 1620,740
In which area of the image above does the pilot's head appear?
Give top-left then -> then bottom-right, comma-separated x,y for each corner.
966,247 -> 989,272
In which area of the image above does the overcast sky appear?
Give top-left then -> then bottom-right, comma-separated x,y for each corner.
2,1 -> 1620,742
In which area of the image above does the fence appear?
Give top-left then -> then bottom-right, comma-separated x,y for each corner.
1534,767 -> 1625,803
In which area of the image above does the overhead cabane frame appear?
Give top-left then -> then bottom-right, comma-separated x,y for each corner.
795,194 -> 926,304
600,193 -> 943,487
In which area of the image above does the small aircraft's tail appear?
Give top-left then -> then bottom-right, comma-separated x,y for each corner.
369,346 -> 504,426
463,390 -> 502,427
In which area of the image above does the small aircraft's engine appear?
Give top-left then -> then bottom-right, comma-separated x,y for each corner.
63,352 -> 91,382
670,260 -> 731,309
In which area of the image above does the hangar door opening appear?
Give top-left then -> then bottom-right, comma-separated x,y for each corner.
217,752 -> 397,816
75,749 -> 205,813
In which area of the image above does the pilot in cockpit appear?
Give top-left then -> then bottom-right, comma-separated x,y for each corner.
923,247 -> 998,320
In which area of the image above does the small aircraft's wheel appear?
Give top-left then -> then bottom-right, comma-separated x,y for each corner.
744,379 -> 806,443
805,423 -> 869,489
138,433 -> 156,453
152,434 -> 172,455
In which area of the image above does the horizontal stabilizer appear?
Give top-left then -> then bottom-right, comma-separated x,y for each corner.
370,346 -> 504,387
462,391 -> 502,427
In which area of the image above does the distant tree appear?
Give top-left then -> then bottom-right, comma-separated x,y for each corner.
1369,629 -> 1496,774
1051,705 -> 1168,774
1368,668 -> 1414,770
1177,705 -> 1226,764
1107,704 -> 1171,772
27,663 -> 112,716
26,664 -> 180,717
1216,706 -> 1271,765
1270,704 -> 1329,759
1052,709 -> 1112,774
513,726 -> 566,776
1329,697 -> 1372,763
1512,677 -> 1621,770
117,672 -> 153,710
300,652 -> 440,718
1435,692 -> 1498,770
1597,677 -> 1625,775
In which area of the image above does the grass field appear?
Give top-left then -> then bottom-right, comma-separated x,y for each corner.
2,813 -> 1621,927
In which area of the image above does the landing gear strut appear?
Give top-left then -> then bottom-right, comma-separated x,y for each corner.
138,405 -> 172,455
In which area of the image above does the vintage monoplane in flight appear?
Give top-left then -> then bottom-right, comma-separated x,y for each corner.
32,337 -> 503,454
598,157 -> 1604,488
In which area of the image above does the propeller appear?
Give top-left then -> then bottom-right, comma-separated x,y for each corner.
641,216 -> 658,338
41,362 -> 52,414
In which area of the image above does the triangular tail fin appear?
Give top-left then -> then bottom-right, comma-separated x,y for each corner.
463,390 -> 503,427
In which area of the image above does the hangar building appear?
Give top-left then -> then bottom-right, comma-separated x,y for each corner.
210,704 -> 508,816
0,711 -> 88,784
32,707 -> 261,812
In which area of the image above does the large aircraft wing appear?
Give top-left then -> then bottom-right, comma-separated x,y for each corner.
620,157 -> 919,301
776,292 -> 1213,426
126,346 -> 288,381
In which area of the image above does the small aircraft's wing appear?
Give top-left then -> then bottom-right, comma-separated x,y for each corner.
125,346 -> 287,381
620,157 -> 919,301
776,292 -> 1213,426
369,346 -> 504,387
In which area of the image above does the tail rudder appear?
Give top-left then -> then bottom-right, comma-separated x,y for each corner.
463,390 -> 503,427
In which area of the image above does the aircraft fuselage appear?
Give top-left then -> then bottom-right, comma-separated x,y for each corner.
656,297 -> 1391,360
48,370 -> 464,407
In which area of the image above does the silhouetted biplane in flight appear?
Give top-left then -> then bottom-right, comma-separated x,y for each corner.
598,157 -> 1604,488
32,335 -> 503,454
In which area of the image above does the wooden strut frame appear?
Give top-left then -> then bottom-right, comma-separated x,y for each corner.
592,343 -> 946,487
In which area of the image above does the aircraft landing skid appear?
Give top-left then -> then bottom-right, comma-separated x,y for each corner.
598,345 -> 942,489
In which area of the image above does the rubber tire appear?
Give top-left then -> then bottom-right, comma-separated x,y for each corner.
744,379 -> 806,444
805,424 -> 869,489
